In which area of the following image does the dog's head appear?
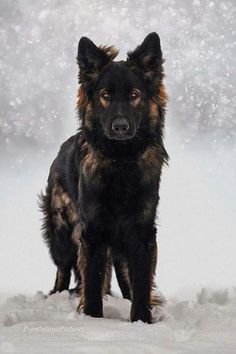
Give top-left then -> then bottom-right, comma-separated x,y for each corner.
77,33 -> 167,143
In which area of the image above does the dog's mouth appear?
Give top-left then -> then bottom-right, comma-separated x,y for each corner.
106,129 -> 136,141
107,132 -> 136,141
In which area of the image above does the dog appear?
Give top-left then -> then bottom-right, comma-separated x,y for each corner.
39,32 -> 168,323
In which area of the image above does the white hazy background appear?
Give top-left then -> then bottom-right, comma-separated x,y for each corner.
0,0 -> 235,297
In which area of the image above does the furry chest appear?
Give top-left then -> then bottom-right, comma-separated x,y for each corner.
79,160 -> 159,223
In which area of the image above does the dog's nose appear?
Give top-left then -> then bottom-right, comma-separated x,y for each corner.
112,118 -> 129,135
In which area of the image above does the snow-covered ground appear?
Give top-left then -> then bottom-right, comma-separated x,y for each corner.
1,288 -> 236,354
1,134 -> 235,353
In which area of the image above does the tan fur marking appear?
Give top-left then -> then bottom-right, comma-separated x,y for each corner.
130,97 -> 141,107
77,87 -> 93,130
85,102 -> 92,113
77,241 -> 111,311
83,102 -> 93,129
78,245 -> 112,312
77,86 -> 87,108
51,185 -> 79,226
68,204 -> 79,224
148,243 -> 164,308
139,145 -> 162,184
82,150 -> 98,176
77,239 -> 87,312
158,84 -> 168,107
149,101 -> 158,116
150,283 -> 165,308
99,45 -> 119,61
149,100 -> 159,127
100,96 -> 109,108
72,223 -> 82,245
61,192 -> 71,205
125,266 -> 130,287
51,187 -> 67,227
55,269 -> 64,289
148,83 -> 168,127
102,248 -> 112,297
122,263 -> 131,296
81,148 -> 110,181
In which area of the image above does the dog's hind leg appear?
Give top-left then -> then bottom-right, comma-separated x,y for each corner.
114,258 -> 131,300
49,225 -> 77,294
102,248 -> 112,296
50,267 -> 71,295
39,186 -> 79,295
68,266 -> 81,296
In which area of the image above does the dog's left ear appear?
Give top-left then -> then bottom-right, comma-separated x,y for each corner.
127,32 -> 163,80
77,36 -> 110,84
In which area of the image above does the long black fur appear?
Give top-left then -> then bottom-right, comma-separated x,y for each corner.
39,32 -> 168,323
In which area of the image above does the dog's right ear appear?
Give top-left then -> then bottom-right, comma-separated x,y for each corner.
127,32 -> 163,81
77,37 -> 110,84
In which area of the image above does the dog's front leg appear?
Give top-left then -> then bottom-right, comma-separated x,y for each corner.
79,230 -> 107,318
128,231 -> 157,324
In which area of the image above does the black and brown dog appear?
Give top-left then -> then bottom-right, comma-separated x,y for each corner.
40,32 -> 168,323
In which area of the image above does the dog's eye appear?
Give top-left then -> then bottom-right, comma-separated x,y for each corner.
100,90 -> 110,100
129,89 -> 140,100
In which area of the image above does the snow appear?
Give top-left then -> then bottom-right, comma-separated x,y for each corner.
0,0 -> 235,158
1,288 -> 236,353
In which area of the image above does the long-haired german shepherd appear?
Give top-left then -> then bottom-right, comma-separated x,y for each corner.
40,32 -> 168,323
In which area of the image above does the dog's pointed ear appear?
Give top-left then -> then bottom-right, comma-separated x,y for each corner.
127,32 -> 163,80
77,37 -> 110,83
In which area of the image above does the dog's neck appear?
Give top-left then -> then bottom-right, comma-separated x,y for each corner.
81,126 -> 156,162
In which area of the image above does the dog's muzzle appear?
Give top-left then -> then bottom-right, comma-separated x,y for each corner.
109,118 -> 134,140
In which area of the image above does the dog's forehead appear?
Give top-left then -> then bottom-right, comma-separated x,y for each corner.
97,61 -> 142,89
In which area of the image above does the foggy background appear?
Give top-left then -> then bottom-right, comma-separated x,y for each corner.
0,0 -> 235,296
